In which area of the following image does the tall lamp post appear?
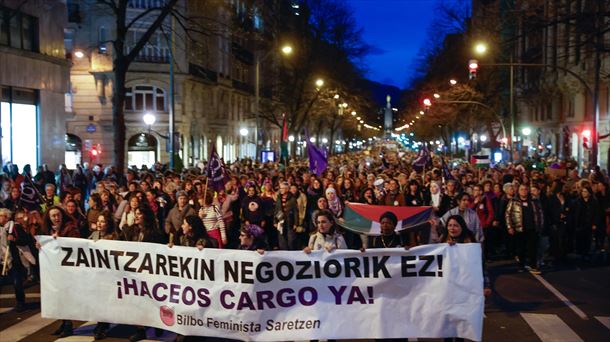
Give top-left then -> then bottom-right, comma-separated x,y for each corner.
254,44 -> 292,160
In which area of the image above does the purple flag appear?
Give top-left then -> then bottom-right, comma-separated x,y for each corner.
304,129 -> 328,177
206,145 -> 228,191
412,146 -> 431,172
441,156 -> 454,181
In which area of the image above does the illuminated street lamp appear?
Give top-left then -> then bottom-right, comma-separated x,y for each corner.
281,45 -> 293,55
74,50 -> 85,59
288,135 -> 295,142
351,111 -> 357,116
315,79 -> 325,88
322,138 -> 328,144
143,113 -> 156,126
522,127 -> 532,136
433,93 -> 440,99
449,79 -> 457,85
474,42 -> 488,55
309,137 -> 316,143
239,128 -> 249,137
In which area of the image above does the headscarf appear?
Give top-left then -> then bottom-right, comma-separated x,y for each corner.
325,188 -> 342,217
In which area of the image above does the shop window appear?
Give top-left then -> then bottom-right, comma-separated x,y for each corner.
1,87 -> 38,168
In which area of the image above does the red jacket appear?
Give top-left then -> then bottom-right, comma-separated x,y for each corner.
470,196 -> 494,228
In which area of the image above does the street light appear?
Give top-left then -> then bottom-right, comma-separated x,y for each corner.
449,79 -> 457,85
315,79 -> 324,88
74,50 -> 85,59
322,138 -> 328,144
288,135 -> 295,142
433,93 -> 440,99
143,113 -> 156,126
239,128 -> 249,137
351,111 -> 356,116
334,94 -> 340,99
480,135 -> 488,142
522,127 -> 532,136
281,45 -> 293,55
309,137 -> 316,143
474,42 -> 488,55
255,44 -> 293,160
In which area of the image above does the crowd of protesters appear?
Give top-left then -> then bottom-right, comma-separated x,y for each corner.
1,149 -> 609,341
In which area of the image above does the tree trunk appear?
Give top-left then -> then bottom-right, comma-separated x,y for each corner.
112,62 -> 128,174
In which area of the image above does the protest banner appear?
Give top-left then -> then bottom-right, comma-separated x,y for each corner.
38,237 -> 484,341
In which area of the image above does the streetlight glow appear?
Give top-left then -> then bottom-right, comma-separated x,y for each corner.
480,135 -> 488,142
474,42 -> 488,55
449,79 -> 457,85
322,138 -> 328,144
309,137 -> 316,143
239,128 -> 249,136
143,113 -> 156,126
334,94 -> 340,99
281,45 -> 293,55
288,135 -> 295,142
341,102 -> 348,108
423,98 -> 432,107
315,79 -> 324,88
522,127 -> 532,136
433,93 -> 440,99
419,111 -> 424,115
351,111 -> 357,116
74,50 -> 85,59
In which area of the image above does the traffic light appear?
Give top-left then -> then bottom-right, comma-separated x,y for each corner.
90,144 -> 101,158
582,129 -> 591,149
468,59 -> 479,80
423,98 -> 431,111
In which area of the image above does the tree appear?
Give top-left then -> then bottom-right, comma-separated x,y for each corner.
95,0 -> 179,173
260,0 -> 371,141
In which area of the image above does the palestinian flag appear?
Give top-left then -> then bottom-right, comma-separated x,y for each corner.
338,202 -> 432,236
470,155 -> 490,168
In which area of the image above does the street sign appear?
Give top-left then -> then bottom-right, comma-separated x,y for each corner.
86,124 -> 97,133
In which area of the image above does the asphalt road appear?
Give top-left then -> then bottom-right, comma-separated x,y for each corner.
1,254 -> 609,341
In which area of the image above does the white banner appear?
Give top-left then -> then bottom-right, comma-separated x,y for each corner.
38,237 -> 484,341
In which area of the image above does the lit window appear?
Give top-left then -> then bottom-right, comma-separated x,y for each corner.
125,85 -> 167,112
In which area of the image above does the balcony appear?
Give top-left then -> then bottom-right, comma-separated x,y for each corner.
130,46 -> 170,63
189,63 -> 218,83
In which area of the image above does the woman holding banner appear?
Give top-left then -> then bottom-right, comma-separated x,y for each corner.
441,215 -> 491,342
37,206 -> 80,337
303,209 -> 347,253
367,211 -> 407,249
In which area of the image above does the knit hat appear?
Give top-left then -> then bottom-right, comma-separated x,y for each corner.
176,190 -> 188,199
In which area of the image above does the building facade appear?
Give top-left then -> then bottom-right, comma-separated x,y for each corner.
66,0 -> 282,169
1,0 -> 70,170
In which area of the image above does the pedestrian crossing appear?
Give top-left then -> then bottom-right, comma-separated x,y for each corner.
2,292 -> 610,342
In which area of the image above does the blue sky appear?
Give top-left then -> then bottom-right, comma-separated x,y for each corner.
346,0 -> 437,89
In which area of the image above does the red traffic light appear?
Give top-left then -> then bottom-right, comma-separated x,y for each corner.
468,59 -> 479,71
581,129 -> 591,138
91,147 -> 99,157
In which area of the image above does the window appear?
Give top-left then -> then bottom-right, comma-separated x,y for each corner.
98,26 -> 108,54
125,85 -> 167,112
1,87 -> 38,168
0,6 -> 38,52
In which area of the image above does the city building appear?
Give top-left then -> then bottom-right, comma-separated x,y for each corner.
65,0 -> 284,169
1,0 -> 70,170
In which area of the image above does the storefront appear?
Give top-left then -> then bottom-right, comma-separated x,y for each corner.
128,133 -> 157,168
1,87 -> 38,168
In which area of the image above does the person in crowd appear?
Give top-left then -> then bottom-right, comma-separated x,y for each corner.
325,187 -> 343,218
440,193 -> 484,243
275,182 -> 299,250
471,184 -> 495,258
505,184 -> 544,274
440,180 -> 460,214
424,181 -> 444,216
86,193 -> 104,233
360,187 -> 378,205
290,183 -> 308,248
38,206 -> 79,337
573,186 -> 602,260
239,223 -> 266,253
119,194 -> 140,231
165,191 -> 196,244
547,183 -> 571,262
404,179 -> 424,206
381,178 -> 405,206
366,211 -> 407,248
303,209 -> 347,253
0,208 -> 33,312
199,191 -> 226,248
41,183 -> 60,213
